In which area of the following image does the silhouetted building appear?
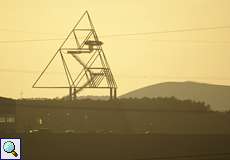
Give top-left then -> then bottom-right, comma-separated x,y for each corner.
1,98 -> 230,135
0,97 -> 16,133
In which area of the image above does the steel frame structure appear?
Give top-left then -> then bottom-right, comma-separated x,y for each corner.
32,11 -> 117,100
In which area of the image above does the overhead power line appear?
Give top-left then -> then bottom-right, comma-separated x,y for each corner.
101,25 -> 230,38
1,25 -> 230,36
0,25 -> 230,43
0,68 -> 62,74
0,38 -> 64,43
0,28 -> 63,36
129,39 -> 230,44
1,39 -> 230,44
2,68 -> 230,81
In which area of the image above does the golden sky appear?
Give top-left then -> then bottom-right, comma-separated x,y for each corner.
1,0 -> 230,98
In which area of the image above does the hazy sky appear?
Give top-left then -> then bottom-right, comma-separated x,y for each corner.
1,0 -> 230,98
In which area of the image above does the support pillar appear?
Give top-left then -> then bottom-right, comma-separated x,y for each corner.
110,88 -> 113,100
69,87 -> 73,101
73,88 -> 77,100
114,88 -> 117,99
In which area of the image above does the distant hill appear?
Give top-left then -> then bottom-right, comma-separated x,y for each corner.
120,81 -> 230,111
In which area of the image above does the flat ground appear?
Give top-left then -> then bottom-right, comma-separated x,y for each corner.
1,134 -> 230,160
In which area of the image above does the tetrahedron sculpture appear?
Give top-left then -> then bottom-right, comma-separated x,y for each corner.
32,11 -> 117,100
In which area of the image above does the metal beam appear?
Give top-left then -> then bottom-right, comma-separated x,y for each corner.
33,11 -> 117,100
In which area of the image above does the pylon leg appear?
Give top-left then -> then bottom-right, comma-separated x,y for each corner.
73,88 -> 77,100
114,88 -> 117,99
110,88 -> 113,100
69,87 -> 72,101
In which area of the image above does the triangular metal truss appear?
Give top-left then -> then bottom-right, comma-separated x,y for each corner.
33,11 -> 117,100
